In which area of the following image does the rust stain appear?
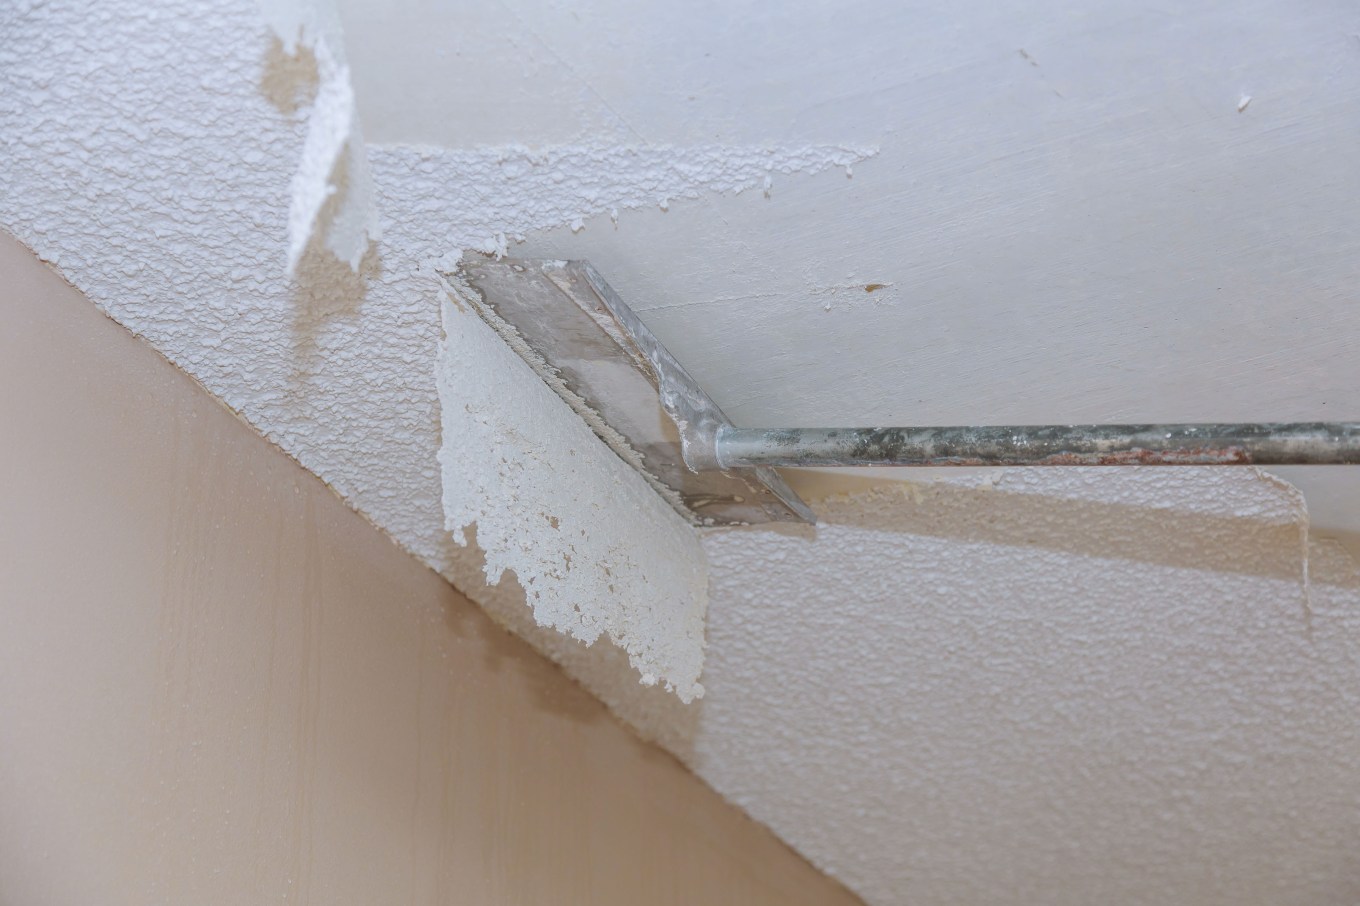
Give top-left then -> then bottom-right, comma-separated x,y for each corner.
1032,446 -> 1253,466
842,447 -> 1256,466
841,429 -> 1258,466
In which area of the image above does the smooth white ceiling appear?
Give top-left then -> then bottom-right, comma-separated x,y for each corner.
338,0 -> 1360,542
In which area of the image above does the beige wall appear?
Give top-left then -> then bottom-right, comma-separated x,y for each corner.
0,233 -> 857,906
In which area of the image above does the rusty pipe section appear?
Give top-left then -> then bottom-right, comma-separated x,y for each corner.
712,423 -> 1360,468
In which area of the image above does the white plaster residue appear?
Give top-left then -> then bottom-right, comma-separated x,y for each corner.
436,290 -> 707,699
260,0 -> 379,272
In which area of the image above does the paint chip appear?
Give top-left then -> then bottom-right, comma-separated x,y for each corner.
1238,95 -> 1252,112
259,0 -> 380,275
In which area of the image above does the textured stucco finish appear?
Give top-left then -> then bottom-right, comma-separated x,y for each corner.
678,470 -> 1360,904
0,0 -> 866,699
549,468 -> 1360,903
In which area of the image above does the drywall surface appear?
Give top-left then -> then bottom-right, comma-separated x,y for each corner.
0,233 -> 861,906
0,0 -> 869,700
347,0 -> 1360,539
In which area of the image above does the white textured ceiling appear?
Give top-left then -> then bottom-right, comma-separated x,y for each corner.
690,471 -> 1360,904
5,0 -> 1360,903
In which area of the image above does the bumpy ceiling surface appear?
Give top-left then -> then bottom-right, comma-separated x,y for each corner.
4,0 -> 1360,903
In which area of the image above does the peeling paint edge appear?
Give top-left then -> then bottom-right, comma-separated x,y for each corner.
258,0 -> 380,274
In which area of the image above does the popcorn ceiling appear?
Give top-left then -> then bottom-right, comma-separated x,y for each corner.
0,0 -> 872,699
674,468 -> 1360,905
497,466 -> 1360,905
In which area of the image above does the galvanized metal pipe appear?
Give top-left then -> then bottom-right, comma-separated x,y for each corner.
714,422 -> 1360,468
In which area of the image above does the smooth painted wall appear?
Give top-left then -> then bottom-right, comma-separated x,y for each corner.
0,233 -> 857,906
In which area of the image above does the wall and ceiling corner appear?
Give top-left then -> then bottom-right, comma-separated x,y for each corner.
5,0 -> 1360,902
0,0 -> 873,703
0,232 -> 862,905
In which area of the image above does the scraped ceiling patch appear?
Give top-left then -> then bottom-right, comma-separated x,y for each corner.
0,0 -> 873,699
258,0 -> 379,272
